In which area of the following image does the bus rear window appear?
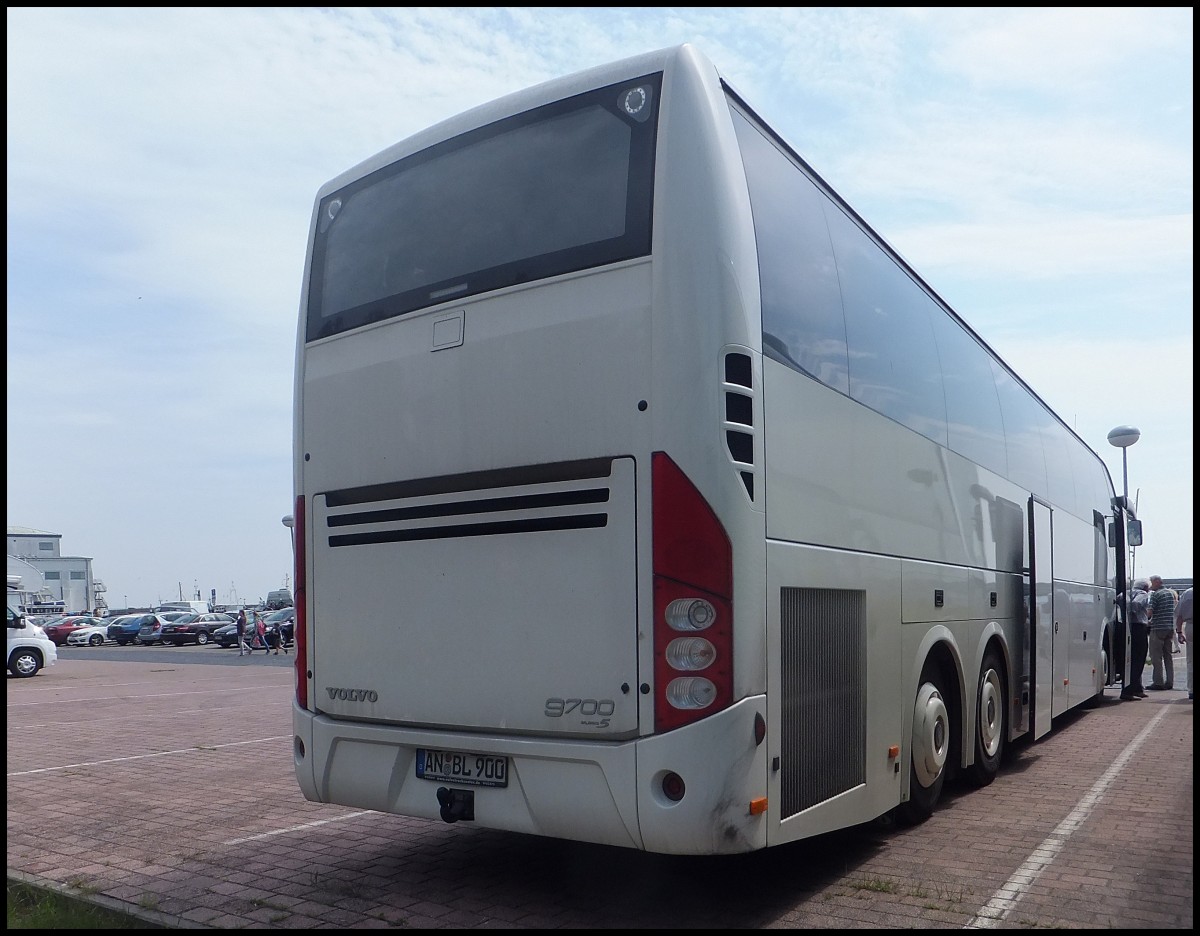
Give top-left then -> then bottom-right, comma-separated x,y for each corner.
306,74 -> 661,341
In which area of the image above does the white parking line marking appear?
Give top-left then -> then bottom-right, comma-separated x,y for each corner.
224,811 -> 375,845
6,685 -> 281,707
6,735 -> 292,776
964,707 -> 1168,928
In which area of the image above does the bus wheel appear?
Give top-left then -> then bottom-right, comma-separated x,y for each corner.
897,659 -> 949,825
968,648 -> 1005,787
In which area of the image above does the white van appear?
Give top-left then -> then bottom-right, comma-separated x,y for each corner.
7,606 -> 58,677
156,600 -> 211,615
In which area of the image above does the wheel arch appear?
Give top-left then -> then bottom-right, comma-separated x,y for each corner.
906,626 -> 966,792
9,645 -> 45,673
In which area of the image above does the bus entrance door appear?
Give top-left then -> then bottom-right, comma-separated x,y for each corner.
1028,498 -> 1054,740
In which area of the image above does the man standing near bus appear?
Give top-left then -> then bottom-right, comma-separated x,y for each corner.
1119,579 -> 1151,700
1174,586 -> 1193,700
1147,575 -> 1177,690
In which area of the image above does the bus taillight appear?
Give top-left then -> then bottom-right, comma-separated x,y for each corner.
652,452 -> 733,733
293,493 -> 307,710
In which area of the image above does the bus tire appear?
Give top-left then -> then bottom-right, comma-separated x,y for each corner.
967,647 -> 1005,787
897,658 -> 950,825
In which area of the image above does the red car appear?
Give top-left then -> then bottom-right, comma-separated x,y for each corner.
159,612 -> 235,646
43,615 -> 106,646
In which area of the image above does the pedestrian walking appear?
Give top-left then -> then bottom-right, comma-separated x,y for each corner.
1174,586 -> 1193,700
254,611 -> 268,655
236,609 -> 250,656
1119,579 -> 1151,700
1146,575 -> 1177,690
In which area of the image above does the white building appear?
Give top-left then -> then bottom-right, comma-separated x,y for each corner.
6,526 -> 108,615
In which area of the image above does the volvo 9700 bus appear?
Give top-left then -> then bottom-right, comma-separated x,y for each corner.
290,43 -> 1127,855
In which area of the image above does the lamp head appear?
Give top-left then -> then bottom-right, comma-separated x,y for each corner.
1107,426 -> 1141,449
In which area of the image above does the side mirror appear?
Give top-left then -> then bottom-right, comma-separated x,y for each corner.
1127,519 -> 1144,547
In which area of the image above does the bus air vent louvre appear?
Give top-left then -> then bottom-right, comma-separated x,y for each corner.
722,351 -> 756,501
779,586 -> 866,817
322,458 -> 614,547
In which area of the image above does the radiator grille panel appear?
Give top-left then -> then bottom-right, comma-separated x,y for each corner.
780,587 -> 866,817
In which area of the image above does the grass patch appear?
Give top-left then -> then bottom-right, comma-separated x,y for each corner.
849,876 -> 900,894
7,879 -> 161,929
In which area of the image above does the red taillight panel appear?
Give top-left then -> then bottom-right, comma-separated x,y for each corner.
652,453 -> 733,597
651,452 -> 734,733
293,493 -> 308,710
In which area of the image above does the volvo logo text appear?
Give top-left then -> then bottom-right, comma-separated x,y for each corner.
327,687 -> 379,702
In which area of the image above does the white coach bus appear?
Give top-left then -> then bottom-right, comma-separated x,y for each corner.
290,44 -> 1124,855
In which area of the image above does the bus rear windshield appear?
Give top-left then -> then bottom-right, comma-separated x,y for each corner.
306,73 -> 661,341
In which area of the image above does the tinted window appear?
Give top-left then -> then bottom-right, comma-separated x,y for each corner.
1039,417 -> 1077,512
728,90 -> 1101,512
729,108 -> 849,393
930,311 -> 1007,475
827,206 -> 948,447
307,74 -> 661,341
1070,436 -> 1114,521
993,362 -> 1048,497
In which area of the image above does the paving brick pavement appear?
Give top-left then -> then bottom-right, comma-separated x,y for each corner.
7,651 -> 1193,929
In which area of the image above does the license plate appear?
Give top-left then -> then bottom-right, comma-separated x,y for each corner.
415,749 -> 508,788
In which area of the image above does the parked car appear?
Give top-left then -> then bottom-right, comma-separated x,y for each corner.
136,614 -> 171,646
43,615 -> 105,646
160,612 -> 234,646
106,613 -> 156,645
8,606 -> 58,677
266,607 -> 295,647
214,608 -> 293,649
213,620 -> 241,648
65,621 -> 111,647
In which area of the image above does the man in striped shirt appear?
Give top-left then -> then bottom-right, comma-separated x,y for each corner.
1146,575 -> 1178,690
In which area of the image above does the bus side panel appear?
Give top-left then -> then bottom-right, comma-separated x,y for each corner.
763,541 -> 903,844
1052,512 -> 1109,711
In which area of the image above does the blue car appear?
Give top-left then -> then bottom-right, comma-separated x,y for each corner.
105,613 -> 158,646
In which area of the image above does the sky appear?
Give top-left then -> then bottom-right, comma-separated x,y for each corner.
6,7 -> 1193,608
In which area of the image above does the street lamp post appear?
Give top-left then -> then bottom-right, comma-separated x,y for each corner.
1108,424 -> 1143,568
1107,425 -> 1141,509
1108,425 -> 1141,690
1107,424 -> 1141,565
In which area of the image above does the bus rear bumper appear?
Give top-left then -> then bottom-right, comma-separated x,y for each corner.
292,696 -> 769,854
293,700 -> 643,849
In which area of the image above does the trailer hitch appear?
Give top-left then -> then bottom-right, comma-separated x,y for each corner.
436,786 -> 475,823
